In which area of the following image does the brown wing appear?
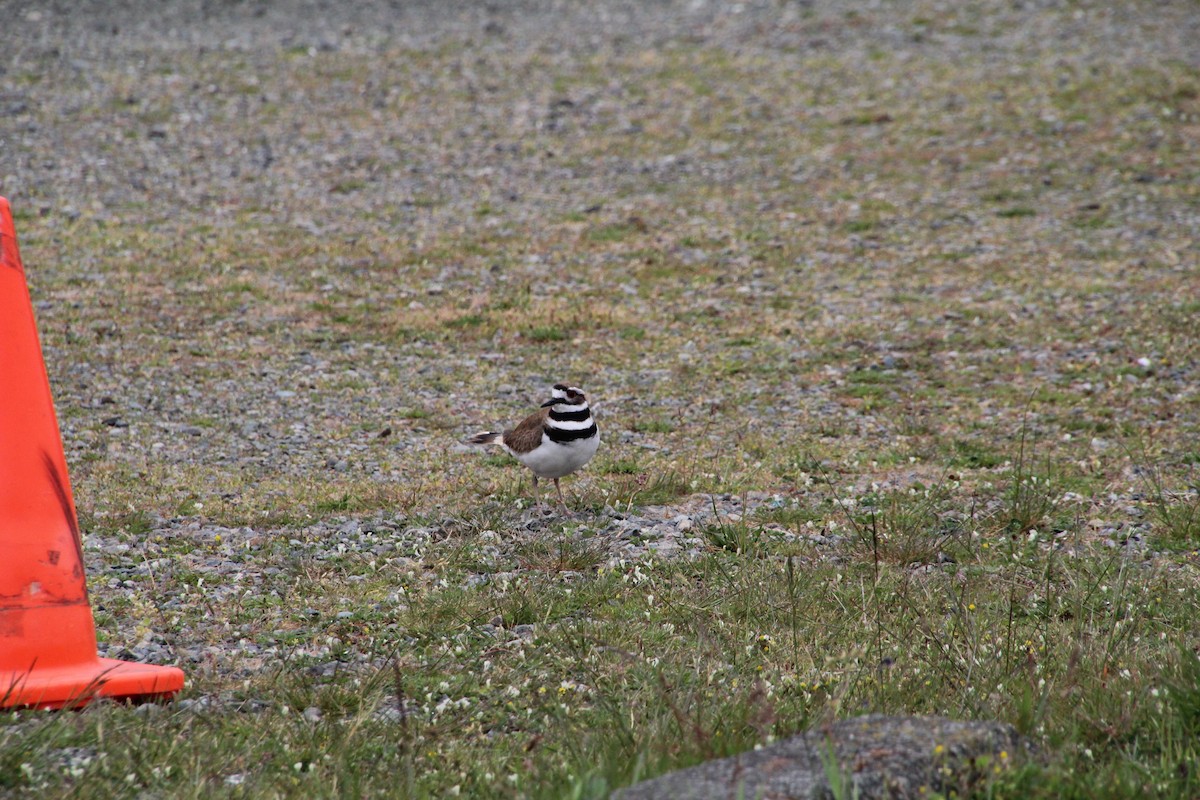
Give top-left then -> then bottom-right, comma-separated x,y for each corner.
502,407 -> 549,454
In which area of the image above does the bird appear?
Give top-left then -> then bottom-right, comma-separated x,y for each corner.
467,383 -> 599,512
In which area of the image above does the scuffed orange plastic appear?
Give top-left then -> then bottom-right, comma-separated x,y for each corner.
0,197 -> 185,709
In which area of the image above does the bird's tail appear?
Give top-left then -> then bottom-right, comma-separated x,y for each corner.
467,431 -> 502,446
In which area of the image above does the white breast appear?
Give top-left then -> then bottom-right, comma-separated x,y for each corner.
511,430 -> 600,479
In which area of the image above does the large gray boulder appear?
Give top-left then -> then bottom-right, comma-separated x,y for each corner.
614,715 -> 1031,800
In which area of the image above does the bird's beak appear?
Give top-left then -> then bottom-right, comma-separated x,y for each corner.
541,398 -> 558,408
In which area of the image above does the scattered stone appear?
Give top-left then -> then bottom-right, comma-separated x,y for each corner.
511,624 -> 537,641
615,715 -> 1032,800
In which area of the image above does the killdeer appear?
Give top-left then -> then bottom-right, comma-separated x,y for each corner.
468,383 -> 600,512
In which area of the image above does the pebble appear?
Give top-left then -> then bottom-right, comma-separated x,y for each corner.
511,624 -> 537,641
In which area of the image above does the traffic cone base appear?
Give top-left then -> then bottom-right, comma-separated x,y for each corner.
1,197 -> 184,709
2,604 -> 183,709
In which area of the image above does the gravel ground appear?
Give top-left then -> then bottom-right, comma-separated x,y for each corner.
3,0 -> 1199,701
85,492 -> 791,670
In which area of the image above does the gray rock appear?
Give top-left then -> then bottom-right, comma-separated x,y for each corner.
614,715 -> 1031,800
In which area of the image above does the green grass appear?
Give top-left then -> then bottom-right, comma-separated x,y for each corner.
585,222 -> 642,243
996,206 -> 1037,218
8,516 -> 1200,797
632,417 -> 675,434
524,325 -> 569,342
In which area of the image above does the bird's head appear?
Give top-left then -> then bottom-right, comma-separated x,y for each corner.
542,383 -> 587,408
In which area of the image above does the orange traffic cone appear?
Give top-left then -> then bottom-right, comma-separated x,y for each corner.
1,197 -> 185,709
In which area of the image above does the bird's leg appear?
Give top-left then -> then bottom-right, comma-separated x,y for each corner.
531,475 -> 542,508
554,478 -> 571,514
